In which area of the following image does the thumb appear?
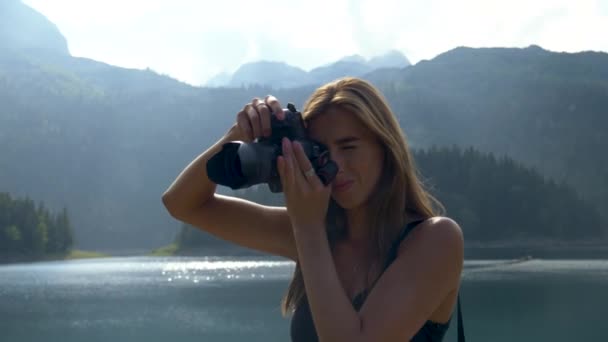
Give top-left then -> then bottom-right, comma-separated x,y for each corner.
277,156 -> 287,191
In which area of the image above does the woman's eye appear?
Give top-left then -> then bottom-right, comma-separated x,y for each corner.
342,146 -> 356,150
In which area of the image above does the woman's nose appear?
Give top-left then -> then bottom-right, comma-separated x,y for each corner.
329,150 -> 346,173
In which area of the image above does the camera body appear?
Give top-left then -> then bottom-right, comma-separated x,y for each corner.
206,103 -> 338,193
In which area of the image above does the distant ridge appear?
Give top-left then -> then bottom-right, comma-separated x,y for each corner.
0,0 -> 70,55
209,50 -> 411,88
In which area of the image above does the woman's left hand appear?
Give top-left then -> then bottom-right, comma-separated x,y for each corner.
277,137 -> 331,233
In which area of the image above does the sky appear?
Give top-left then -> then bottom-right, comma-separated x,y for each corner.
22,0 -> 608,86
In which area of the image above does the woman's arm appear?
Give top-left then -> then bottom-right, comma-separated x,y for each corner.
296,218 -> 464,342
294,226 -> 361,341
162,124 -> 237,217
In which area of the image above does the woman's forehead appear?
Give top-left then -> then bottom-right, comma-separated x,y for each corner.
307,108 -> 369,144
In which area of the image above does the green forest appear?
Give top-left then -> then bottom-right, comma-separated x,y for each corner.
0,192 -> 73,262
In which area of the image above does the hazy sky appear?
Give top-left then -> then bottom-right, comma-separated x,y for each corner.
23,0 -> 608,86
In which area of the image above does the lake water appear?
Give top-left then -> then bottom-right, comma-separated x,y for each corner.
1,256 -> 607,342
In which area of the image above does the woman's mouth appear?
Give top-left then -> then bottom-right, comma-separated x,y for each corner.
332,180 -> 354,193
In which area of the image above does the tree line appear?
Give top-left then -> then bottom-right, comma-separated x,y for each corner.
0,192 -> 73,262
174,144 -> 606,255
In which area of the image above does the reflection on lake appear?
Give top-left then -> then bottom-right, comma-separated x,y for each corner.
1,256 -> 607,341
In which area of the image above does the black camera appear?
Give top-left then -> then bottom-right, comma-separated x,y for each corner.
206,103 -> 339,193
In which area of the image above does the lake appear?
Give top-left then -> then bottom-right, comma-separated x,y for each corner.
1,256 -> 606,341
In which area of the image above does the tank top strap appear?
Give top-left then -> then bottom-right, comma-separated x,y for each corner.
385,218 -> 427,268
398,219 -> 427,243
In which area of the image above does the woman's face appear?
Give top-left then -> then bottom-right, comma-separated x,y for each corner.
307,107 -> 385,210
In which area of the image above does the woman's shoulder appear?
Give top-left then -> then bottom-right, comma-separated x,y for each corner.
414,216 -> 462,234
399,216 -> 464,258
390,216 -> 464,295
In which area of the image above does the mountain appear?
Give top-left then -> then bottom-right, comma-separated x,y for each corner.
337,54 -> 367,64
0,4 -> 606,253
0,2 -> 197,252
228,61 -> 311,88
308,60 -> 373,84
0,0 -> 69,56
206,50 -> 411,88
205,71 -> 232,87
368,49 -> 411,69
367,45 -> 608,217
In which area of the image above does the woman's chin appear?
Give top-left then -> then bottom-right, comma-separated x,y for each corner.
331,196 -> 357,210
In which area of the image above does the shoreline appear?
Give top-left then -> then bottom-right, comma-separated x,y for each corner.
464,240 -> 608,259
464,239 -> 608,249
3,239 -> 608,265
0,249 -> 111,265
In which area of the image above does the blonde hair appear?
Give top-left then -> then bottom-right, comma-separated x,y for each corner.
280,77 -> 445,315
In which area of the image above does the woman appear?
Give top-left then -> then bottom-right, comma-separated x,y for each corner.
162,77 -> 464,341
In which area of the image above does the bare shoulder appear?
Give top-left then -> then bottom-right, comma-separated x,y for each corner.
410,216 -> 463,245
398,216 -> 464,271
424,216 -> 463,245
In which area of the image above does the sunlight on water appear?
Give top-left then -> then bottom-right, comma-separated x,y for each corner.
0,256 -> 297,290
160,259 -> 294,283
1,257 -> 608,342
1,256 -> 606,288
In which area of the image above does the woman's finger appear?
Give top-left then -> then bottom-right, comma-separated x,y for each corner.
281,138 -> 295,190
265,95 -> 284,120
293,141 -> 323,189
282,139 -> 307,191
245,100 -> 263,139
251,98 -> 271,137
277,156 -> 287,192
257,103 -> 272,137
237,107 -> 254,142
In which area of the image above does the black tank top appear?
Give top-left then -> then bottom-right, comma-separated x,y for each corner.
290,219 -> 466,342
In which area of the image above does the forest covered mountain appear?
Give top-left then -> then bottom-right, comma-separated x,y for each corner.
1,1 -> 606,254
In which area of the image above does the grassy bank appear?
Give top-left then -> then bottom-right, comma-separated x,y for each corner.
148,243 -> 179,256
146,243 -> 269,258
64,249 -> 111,259
0,249 -> 111,264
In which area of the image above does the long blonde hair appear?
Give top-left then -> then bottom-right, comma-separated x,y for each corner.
280,77 -> 445,315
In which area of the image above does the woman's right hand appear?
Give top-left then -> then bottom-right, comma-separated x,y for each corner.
226,95 -> 285,143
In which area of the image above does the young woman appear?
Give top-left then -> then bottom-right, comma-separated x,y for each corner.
162,77 -> 464,342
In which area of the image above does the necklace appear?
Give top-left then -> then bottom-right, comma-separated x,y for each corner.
350,258 -> 376,295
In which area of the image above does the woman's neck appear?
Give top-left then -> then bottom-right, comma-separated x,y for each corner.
345,208 -> 370,241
